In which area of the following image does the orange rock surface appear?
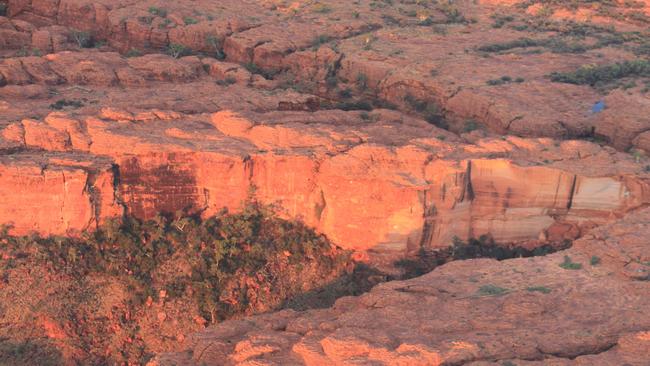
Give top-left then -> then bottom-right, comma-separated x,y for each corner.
151,207 -> 650,365
2,0 -> 650,364
2,0 -> 650,260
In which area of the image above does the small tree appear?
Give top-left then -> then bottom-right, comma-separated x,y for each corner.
70,30 -> 94,48
166,43 -> 190,58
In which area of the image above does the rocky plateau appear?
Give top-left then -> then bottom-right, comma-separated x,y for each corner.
1,0 -> 650,364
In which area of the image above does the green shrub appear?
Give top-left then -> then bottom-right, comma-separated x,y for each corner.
478,37 -> 543,52
166,43 -> 190,58
216,76 -> 237,86
206,35 -> 225,60
550,59 -> 650,86
463,120 -> 479,132
49,99 -> 84,110
526,286 -> 551,293
148,6 -> 167,17
125,48 -> 143,58
0,3 -> 7,16
138,15 -> 154,25
487,75 -> 526,86
356,73 -> 368,91
311,34 -> 331,49
491,14 -> 515,28
477,284 -> 509,296
590,255 -> 601,266
0,199 -> 350,324
70,30 -> 94,48
559,255 -> 582,270
183,16 -> 198,25
158,18 -> 173,29
335,100 -> 373,111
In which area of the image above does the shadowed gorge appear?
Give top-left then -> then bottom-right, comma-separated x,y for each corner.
1,0 -> 650,364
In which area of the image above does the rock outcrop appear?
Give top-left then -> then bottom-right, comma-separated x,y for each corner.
152,207 -> 650,365
1,0 -> 650,364
1,75 -> 649,259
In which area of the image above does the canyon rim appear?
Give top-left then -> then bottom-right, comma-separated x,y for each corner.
1,0 -> 650,365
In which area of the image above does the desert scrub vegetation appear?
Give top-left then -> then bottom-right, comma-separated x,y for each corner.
477,284 -> 509,297
519,0 -> 649,23
549,59 -> 650,87
527,286 -> 552,294
148,6 -> 167,17
183,16 -> 199,25
559,255 -> 583,270
403,94 -> 447,128
166,43 -> 191,58
476,33 -> 634,55
486,76 -> 525,86
0,199 -> 351,324
206,34 -> 226,60
70,30 -> 94,48
49,99 -> 84,110
395,235 -> 568,279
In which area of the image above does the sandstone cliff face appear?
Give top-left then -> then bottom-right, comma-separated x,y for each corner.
151,207 -> 650,366
2,89 -> 649,257
1,47 -> 650,257
1,0 -> 650,364
2,0 -> 650,260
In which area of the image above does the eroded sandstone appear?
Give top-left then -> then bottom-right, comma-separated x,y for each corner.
152,207 -> 650,365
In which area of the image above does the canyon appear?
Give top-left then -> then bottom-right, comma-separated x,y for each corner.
1,0 -> 650,364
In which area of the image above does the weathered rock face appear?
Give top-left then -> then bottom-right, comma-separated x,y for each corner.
1,0 -> 650,364
0,152 -> 120,235
151,207 -> 650,366
1,46 -> 650,258
2,88 -> 649,257
2,0 -> 650,260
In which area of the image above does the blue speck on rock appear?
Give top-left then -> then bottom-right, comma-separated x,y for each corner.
592,101 -> 605,113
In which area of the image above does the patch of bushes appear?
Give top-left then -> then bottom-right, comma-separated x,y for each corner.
166,43 -> 190,58
526,286 -> 552,293
138,15 -> 154,25
0,199 -> 350,324
243,62 -> 279,79
356,73 -> 368,91
477,284 -> 509,296
395,236 -> 568,279
334,100 -> 374,111
0,3 -> 7,16
549,59 -> 650,86
125,48 -> 142,58
158,18 -> 174,29
49,99 -> 84,110
70,30 -> 94,48
463,120 -> 479,132
206,35 -> 226,60
311,34 -> 332,50
487,76 -> 525,86
404,94 -> 447,128
216,76 -> 237,86
184,16 -> 198,25
148,6 -> 167,17
491,14 -> 515,28
559,255 -> 582,270
438,4 -> 472,24
478,37 -> 543,53
0,339 -> 62,366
